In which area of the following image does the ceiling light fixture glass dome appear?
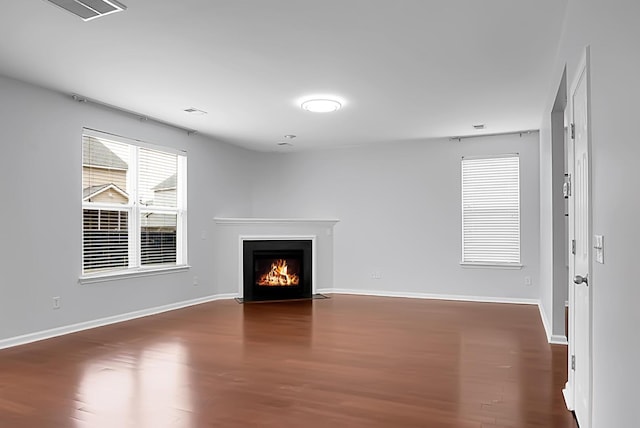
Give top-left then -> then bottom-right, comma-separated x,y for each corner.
301,98 -> 342,113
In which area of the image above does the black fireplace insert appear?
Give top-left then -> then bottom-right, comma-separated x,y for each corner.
242,240 -> 312,302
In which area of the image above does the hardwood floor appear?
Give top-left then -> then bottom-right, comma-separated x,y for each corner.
0,295 -> 577,428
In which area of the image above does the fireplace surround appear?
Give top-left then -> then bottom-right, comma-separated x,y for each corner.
242,239 -> 312,302
214,218 -> 338,299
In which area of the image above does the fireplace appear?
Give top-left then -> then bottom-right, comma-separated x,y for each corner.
242,239 -> 312,302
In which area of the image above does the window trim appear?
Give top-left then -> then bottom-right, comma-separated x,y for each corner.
459,261 -> 523,269
81,128 -> 188,280
83,128 -> 187,156
460,153 -> 521,268
79,264 -> 191,284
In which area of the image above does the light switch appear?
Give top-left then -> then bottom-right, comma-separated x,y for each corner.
594,235 -> 604,264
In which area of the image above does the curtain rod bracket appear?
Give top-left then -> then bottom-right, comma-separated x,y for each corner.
72,94 -> 87,103
70,92 -> 197,136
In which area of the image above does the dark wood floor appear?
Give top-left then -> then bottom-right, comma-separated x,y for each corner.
0,295 -> 577,428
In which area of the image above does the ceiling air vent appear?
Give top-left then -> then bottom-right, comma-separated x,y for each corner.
46,0 -> 126,21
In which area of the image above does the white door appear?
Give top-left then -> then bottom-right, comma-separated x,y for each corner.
570,50 -> 592,428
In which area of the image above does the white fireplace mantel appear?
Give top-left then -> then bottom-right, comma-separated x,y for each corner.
214,217 -> 339,226
213,217 -> 338,297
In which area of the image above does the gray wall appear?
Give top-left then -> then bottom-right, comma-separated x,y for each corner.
0,75 -> 256,341
539,0 -> 640,425
252,133 -> 541,301
538,114 -> 555,336
539,74 -> 570,342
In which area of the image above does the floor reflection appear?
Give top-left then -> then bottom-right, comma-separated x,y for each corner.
74,341 -> 193,428
458,328 -> 522,426
242,299 -> 313,347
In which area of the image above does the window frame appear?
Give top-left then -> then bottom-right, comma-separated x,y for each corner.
460,153 -> 522,269
80,128 -> 188,283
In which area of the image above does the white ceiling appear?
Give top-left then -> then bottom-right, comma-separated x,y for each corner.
0,0 -> 567,151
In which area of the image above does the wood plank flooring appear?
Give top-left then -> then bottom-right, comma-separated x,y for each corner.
0,295 -> 578,427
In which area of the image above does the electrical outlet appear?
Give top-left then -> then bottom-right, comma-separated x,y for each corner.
193,276 -> 199,286
52,297 -> 61,309
371,272 -> 382,280
524,276 -> 532,286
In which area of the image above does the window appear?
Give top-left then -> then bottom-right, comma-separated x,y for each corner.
461,154 -> 520,266
82,129 -> 187,276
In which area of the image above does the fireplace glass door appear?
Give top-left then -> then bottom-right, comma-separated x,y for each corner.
243,240 -> 312,302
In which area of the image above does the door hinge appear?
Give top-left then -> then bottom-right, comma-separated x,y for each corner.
563,174 -> 572,198
570,123 -> 575,140
571,355 -> 576,371
571,240 -> 576,255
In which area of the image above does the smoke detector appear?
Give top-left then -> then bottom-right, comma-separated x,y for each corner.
45,0 -> 127,21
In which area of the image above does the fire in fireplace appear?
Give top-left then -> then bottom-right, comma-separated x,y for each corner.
243,240 -> 312,302
256,258 -> 300,287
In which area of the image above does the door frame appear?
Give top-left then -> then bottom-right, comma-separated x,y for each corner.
563,46 -> 593,428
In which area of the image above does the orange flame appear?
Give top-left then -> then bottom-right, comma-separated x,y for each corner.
258,259 -> 299,286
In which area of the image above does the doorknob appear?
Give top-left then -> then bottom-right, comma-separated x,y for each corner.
574,274 -> 589,286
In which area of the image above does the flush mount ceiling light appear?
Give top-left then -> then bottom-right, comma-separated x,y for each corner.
45,0 -> 127,21
301,98 -> 342,113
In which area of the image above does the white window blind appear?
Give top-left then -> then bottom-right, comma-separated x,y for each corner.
82,130 -> 187,275
139,148 -> 179,267
461,154 -> 520,265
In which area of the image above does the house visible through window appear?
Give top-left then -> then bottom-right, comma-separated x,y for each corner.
461,154 -> 520,266
82,130 -> 187,275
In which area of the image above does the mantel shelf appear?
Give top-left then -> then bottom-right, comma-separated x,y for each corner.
214,217 -> 339,226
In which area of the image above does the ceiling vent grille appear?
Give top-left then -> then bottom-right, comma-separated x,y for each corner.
46,0 -> 126,21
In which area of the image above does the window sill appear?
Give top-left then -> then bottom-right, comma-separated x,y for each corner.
79,265 -> 191,284
460,262 -> 523,270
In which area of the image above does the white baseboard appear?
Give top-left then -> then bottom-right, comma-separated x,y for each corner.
325,288 -> 539,305
0,293 -> 238,350
0,289 -> 559,350
537,301 -> 568,345
550,335 -> 568,345
538,302 -> 553,342
562,383 -> 575,410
